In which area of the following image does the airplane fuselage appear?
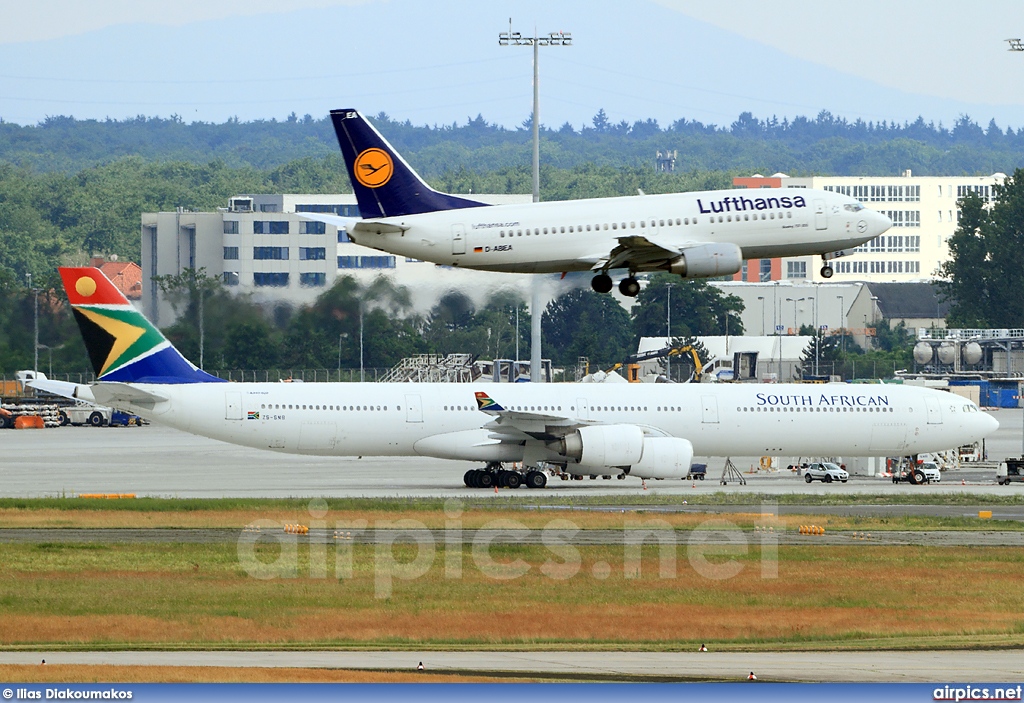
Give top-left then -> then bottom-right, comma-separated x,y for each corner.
104,381 -> 992,464
348,188 -> 885,274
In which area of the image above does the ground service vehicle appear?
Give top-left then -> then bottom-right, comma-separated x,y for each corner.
804,462 -> 849,483
997,458 -> 1024,485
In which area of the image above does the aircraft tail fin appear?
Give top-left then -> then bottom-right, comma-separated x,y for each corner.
58,267 -> 224,385
330,109 -> 489,218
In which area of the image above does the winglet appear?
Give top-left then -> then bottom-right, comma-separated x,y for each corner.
474,391 -> 506,413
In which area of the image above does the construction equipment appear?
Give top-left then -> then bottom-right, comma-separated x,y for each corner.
606,344 -> 704,383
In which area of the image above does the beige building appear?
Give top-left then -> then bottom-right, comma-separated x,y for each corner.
736,172 -> 1005,283
141,193 -> 533,325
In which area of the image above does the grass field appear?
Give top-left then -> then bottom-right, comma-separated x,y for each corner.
0,665 -> 526,683
2,540 -> 1023,650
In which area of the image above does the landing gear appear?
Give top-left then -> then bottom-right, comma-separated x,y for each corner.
618,276 -> 640,297
820,264 -> 834,278
591,273 -> 613,293
463,465 -> 549,489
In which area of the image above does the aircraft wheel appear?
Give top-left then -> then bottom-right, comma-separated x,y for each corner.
505,472 -> 522,489
820,265 -> 834,279
526,471 -> 547,489
618,277 -> 641,297
591,273 -> 613,294
464,470 -> 475,487
478,471 -> 494,488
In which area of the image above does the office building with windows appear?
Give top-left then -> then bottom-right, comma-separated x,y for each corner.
733,172 -> 1005,284
141,193 -> 532,325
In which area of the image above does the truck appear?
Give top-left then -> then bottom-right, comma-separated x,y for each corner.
997,458 -> 1024,485
58,404 -> 144,427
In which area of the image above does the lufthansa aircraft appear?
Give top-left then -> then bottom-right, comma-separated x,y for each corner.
33,268 -> 997,489
299,109 -> 892,297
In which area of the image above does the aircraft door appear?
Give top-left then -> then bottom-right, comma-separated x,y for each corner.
451,224 -> 466,255
405,394 -> 423,423
925,395 -> 942,424
814,199 -> 827,230
576,398 -> 590,421
701,395 -> 719,423
225,392 -> 242,421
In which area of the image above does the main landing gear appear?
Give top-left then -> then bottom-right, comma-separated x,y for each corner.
591,273 -> 640,297
463,464 -> 548,489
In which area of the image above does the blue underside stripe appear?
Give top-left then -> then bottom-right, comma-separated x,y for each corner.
98,347 -> 225,384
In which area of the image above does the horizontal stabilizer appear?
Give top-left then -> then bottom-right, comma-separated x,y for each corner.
27,379 -> 96,404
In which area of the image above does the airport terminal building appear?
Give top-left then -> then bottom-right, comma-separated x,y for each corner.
735,171 -> 1005,284
141,193 -> 533,325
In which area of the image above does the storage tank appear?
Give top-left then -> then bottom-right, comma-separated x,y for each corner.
936,342 -> 957,365
913,342 -> 935,365
962,342 -> 983,366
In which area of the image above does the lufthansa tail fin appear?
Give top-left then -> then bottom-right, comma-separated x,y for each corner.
59,267 -> 224,385
330,109 -> 488,219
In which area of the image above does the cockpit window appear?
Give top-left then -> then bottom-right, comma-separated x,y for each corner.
844,203 -> 865,212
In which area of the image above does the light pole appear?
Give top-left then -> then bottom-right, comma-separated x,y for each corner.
757,296 -> 765,336
666,282 -> 674,381
338,333 -> 343,377
870,295 -> 880,350
359,301 -> 365,382
837,294 -> 845,354
500,21 -> 571,382
27,273 -> 39,375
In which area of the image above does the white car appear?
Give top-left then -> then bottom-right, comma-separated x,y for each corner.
918,462 -> 941,483
804,462 -> 849,483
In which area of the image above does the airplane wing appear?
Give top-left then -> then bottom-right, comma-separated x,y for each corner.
473,391 -> 669,442
589,235 -> 686,271
296,212 -> 408,235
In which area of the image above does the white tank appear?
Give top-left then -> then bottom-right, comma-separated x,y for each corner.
962,342 -> 983,366
936,343 -> 957,365
913,342 -> 934,365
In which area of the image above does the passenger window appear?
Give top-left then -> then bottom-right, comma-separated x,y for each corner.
560,226 -> 565,233
586,225 -> 591,231
543,227 -> 548,234
659,220 -> 665,226
640,221 -> 645,228
612,223 -> 618,230
500,231 -> 505,238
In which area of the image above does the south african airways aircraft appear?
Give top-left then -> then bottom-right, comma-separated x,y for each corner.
31,268 -> 997,489
297,109 -> 892,297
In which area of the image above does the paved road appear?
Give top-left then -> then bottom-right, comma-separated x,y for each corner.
2,421 -> 1023,498
1,527 -> 1021,546
0,650 -> 1020,682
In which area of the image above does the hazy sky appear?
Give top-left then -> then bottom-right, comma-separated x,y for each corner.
2,0 -> 1024,129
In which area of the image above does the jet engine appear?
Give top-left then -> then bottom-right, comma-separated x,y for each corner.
553,424 -> 645,467
628,437 -> 694,480
667,243 -> 742,278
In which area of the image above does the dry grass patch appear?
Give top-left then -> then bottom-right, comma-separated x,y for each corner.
0,664 -> 518,682
1,543 -> 1024,647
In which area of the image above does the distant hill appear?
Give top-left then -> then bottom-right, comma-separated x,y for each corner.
1,110 -> 1022,177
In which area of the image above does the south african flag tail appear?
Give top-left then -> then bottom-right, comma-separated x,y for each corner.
59,267 -> 224,384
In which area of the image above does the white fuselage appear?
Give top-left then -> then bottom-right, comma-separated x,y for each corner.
349,188 -> 890,274
98,382 -> 996,465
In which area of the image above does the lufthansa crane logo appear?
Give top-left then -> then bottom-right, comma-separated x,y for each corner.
353,148 -> 393,188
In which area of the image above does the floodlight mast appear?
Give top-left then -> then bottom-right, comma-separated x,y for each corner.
499,20 -> 571,383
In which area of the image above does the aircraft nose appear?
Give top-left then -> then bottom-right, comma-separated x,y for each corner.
980,411 -> 1000,436
869,209 -> 892,236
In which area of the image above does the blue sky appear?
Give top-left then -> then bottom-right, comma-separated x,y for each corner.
3,0 -> 1024,130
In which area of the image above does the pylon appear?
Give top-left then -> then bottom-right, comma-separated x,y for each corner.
494,484 -> 498,494
642,479 -> 648,490
962,479 -> 966,486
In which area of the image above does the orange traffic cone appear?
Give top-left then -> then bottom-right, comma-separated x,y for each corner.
494,484 -> 499,494
961,479 -> 965,486
642,479 -> 647,490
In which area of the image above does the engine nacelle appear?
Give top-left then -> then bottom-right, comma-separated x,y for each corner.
628,437 -> 694,480
556,424 -> 644,467
667,243 -> 742,278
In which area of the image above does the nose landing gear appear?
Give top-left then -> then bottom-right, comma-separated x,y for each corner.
820,263 -> 834,278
